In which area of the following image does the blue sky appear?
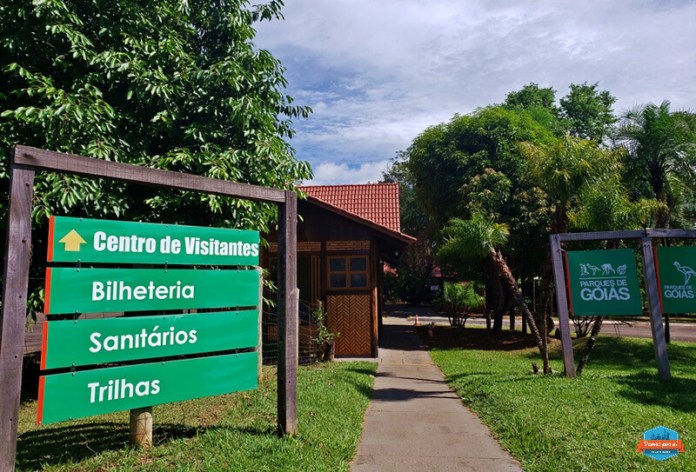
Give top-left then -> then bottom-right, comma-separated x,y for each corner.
254,0 -> 696,185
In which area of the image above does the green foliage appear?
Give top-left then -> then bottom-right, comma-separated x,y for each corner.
382,151 -> 437,305
1,0 -> 311,319
572,183 -> 658,231
310,300 -> 339,352
438,214 -> 508,266
459,168 -> 511,220
436,282 -> 484,327
617,101 -> 696,227
0,0 -> 312,230
503,83 -> 557,112
521,136 -> 627,233
560,82 -> 617,142
407,105 -> 557,229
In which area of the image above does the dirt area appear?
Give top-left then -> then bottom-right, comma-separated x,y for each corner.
419,324 -> 554,352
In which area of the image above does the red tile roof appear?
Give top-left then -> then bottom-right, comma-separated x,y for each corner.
301,183 -> 402,233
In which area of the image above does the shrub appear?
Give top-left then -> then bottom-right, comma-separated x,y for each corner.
437,282 -> 484,327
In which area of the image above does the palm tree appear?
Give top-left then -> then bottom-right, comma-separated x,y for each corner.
522,135 -> 624,235
522,137 -> 626,348
616,101 -> 696,228
439,214 -> 549,372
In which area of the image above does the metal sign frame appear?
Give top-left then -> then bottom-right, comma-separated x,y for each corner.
551,229 -> 696,381
0,145 -> 299,469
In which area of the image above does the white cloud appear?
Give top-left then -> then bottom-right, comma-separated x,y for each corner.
308,160 -> 391,186
255,0 -> 696,184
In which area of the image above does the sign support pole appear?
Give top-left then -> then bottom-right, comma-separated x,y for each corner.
277,191 -> 298,436
0,163 -> 35,470
129,407 -> 153,447
550,235 -> 576,378
640,237 -> 671,381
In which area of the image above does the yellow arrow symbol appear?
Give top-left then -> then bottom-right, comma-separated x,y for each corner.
59,229 -> 86,252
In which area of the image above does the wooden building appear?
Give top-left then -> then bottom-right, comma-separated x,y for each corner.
264,183 -> 415,357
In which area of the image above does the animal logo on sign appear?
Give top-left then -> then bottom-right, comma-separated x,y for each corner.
674,261 -> 696,285
580,263 -> 627,277
580,263 -> 602,276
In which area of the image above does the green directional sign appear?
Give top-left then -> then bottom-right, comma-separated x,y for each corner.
37,352 -> 257,425
656,246 -> 696,314
567,249 -> 643,316
48,216 -> 259,266
45,268 -> 260,315
41,310 -> 258,370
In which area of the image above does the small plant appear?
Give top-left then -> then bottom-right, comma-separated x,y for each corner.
311,301 -> 339,362
436,282 -> 484,328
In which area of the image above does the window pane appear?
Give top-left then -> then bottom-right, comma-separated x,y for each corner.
350,273 -> 368,288
330,274 -> 347,288
329,258 -> 346,272
350,257 -> 367,271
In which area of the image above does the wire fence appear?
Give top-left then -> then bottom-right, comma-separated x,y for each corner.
262,300 -> 320,366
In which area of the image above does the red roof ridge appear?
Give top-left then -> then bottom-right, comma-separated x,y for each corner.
299,182 -> 398,190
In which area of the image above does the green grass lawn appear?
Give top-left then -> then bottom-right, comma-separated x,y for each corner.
16,362 -> 376,471
430,331 -> 696,471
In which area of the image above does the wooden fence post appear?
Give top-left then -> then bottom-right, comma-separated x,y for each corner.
277,191 -> 298,436
641,237 -> 671,381
0,163 -> 35,470
550,234 -> 576,378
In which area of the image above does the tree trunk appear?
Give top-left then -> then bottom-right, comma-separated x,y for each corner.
522,312 -> 527,334
576,317 -> 603,375
484,258 -> 503,333
489,249 -> 548,371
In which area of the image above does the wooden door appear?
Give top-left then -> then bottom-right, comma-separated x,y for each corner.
327,294 -> 372,356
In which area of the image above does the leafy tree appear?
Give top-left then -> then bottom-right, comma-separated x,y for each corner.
504,83 -> 557,112
439,214 -> 547,369
522,136 -> 625,235
408,106 -> 557,228
616,101 -> 696,227
408,106 -> 557,329
381,151 -> 436,305
560,82 -> 617,143
1,0 -> 311,231
0,0 -> 311,317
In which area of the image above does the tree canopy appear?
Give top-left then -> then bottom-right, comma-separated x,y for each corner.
0,0 -> 311,231
392,81 -> 694,342
616,101 -> 696,227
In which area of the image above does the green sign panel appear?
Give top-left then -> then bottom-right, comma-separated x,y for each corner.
41,310 -> 258,370
48,216 -> 259,266
567,249 -> 643,316
37,352 -> 257,425
657,246 -> 696,314
45,268 -> 260,315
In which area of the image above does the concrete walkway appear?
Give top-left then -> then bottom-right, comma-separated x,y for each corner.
351,314 -> 523,472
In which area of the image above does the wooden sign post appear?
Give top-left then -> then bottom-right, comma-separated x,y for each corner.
0,146 -> 299,470
550,229 -> 686,381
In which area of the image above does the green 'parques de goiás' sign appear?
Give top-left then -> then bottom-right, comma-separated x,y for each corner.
44,267 -> 259,314
656,246 -> 696,313
40,310 -> 258,370
48,216 -> 260,266
567,249 -> 643,316
37,351 -> 258,425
